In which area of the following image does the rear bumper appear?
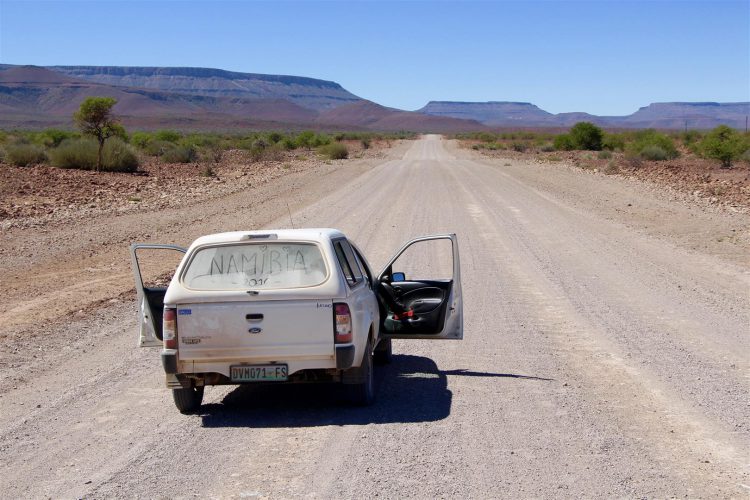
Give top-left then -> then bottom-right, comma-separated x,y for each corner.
161,350 -> 178,374
335,344 -> 356,369
171,353 -> 339,378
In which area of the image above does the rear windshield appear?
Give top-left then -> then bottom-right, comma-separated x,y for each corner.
182,242 -> 328,290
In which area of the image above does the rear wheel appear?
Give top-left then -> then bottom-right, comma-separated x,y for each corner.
374,338 -> 393,365
172,386 -> 204,414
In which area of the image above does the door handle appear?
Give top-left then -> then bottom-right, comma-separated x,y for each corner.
246,313 -> 264,321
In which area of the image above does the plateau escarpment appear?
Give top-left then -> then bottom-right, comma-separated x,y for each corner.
48,66 -> 361,111
418,100 -> 750,129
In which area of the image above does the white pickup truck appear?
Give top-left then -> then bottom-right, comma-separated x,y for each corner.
130,228 -> 462,413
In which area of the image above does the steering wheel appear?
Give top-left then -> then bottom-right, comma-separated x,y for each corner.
377,281 -> 408,315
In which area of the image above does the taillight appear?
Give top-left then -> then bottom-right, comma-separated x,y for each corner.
163,307 -> 177,349
333,303 -> 352,343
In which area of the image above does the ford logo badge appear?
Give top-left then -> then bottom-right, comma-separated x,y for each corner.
249,327 -> 262,334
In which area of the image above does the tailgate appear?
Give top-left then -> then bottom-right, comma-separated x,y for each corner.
176,299 -> 334,362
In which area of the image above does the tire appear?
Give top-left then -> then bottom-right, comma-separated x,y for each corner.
348,342 -> 375,406
373,338 -> 393,365
172,386 -> 204,414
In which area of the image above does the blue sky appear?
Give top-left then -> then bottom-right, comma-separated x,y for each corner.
1,0 -> 748,115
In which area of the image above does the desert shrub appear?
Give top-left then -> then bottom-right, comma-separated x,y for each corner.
697,125 -> 748,168
130,131 -> 153,149
639,146 -> 669,161
361,137 -> 371,149
235,136 -> 256,151
553,134 -> 576,151
199,145 -> 223,164
50,138 -> 138,172
34,129 -> 77,148
312,133 -> 331,147
742,149 -> 750,163
49,138 -> 98,169
102,138 -> 139,172
627,129 -> 678,160
143,140 -> 175,156
477,132 -> 497,143
280,136 -> 297,150
154,130 -> 181,143
540,143 -> 555,152
473,142 -> 505,151
602,133 -> 625,151
264,143 -> 286,161
248,139 -> 269,161
162,145 -> 197,163
0,147 -> 5,163
248,141 -> 285,161
511,142 -> 528,152
395,131 -> 417,140
6,143 -> 47,166
180,133 -> 221,149
681,130 -> 703,146
266,131 -> 283,144
318,142 -> 348,160
597,150 -> 613,159
295,130 -> 316,149
0,130 -> 7,144
569,122 -> 603,150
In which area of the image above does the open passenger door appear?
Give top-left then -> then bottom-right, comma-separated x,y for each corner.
377,234 -> 462,340
130,243 -> 186,347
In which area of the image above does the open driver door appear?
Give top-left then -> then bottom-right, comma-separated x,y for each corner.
377,234 -> 462,340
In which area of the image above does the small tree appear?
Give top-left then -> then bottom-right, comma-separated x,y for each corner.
698,125 -> 747,169
569,122 -> 604,150
74,97 -> 122,172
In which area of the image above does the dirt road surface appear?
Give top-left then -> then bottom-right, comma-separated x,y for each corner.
1,136 -> 748,498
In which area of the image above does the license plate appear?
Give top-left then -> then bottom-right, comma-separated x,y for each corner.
230,364 -> 288,382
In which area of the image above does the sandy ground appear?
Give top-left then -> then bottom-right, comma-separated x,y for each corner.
0,136 -> 748,498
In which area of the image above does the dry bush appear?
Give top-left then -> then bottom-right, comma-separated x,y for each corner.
162,145 -> 197,164
50,138 -> 138,172
318,142 -> 348,160
640,146 -> 669,161
6,144 -> 47,167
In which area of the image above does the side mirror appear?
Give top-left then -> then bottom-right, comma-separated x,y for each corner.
391,271 -> 406,282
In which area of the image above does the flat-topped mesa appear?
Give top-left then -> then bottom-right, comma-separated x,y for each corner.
48,65 -> 362,110
419,100 -> 750,129
418,101 -> 553,126
627,102 -> 750,120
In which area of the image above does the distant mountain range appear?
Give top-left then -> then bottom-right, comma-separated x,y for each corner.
0,64 -> 746,131
419,101 -> 750,129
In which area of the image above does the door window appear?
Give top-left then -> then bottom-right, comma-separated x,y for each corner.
388,237 -> 453,282
334,239 -> 363,287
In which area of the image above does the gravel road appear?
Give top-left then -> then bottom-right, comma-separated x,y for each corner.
1,135 -> 748,498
